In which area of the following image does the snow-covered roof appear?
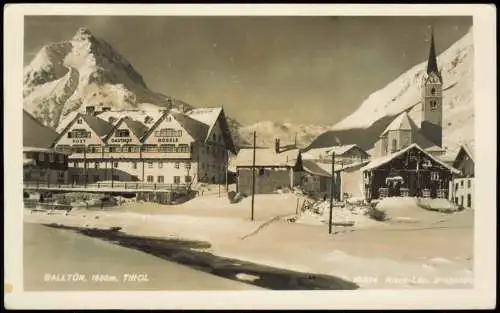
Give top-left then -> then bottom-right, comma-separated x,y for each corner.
81,115 -> 114,138
361,143 -> 460,174
185,107 -> 222,127
234,148 -> 301,168
458,143 -> 475,161
381,111 -> 413,136
302,159 -> 331,177
303,144 -> 367,160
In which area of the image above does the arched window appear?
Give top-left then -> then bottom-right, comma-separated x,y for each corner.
430,100 -> 437,110
430,87 -> 436,95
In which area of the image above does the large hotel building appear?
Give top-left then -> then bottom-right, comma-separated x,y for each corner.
52,104 -> 236,187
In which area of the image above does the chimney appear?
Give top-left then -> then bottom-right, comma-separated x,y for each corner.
274,138 -> 280,153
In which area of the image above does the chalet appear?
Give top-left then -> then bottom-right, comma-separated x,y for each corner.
23,110 -> 69,185
361,143 -> 460,200
233,140 -> 303,195
303,144 -> 370,166
52,106 -> 236,187
450,144 -> 475,208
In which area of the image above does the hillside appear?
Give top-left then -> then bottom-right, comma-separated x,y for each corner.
308,27 -> 474,158
238,121 -> 330,149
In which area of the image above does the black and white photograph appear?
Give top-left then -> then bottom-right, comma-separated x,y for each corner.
4,3 -> 496,310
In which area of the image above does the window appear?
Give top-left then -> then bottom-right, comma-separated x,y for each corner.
48,154 -> 55,163
177,144 -> 190,153
213,133 -> 216,141
94,162 -> 99,169
147,175 -> 154,182
158,162 -> 163,168
185,162 -> 191,169
88,145 -> 102,153
155,128 -> 182,137
460,196 -> 464,206
69,129 -> 91,138
38,153 -> 45,162
159,144 -> 176,153
173,176 -> 181,184
93,175 -> 99,182
185,176 -> 192,183
259,168 -> 266,176
73,162 -> 78,168
391,139 -> 397,151
157,176 -> 164,183
112,175 -> 119,181
467,194 -> 472,208
430,100 -> 438,110
132,162 -> 137,169
77,119 -> 82,124
148,162 -> 154,168
113,162 -> 119,168
175,162 -> 180,169
460,180 -> 464,187
58,155 -> 65,163
430,87 -> 436,95
430,172 -> 440,181
116,129 -> 130,137
467,179 -> 471,188
455,183 -> 459,191
142,145 -> 158,152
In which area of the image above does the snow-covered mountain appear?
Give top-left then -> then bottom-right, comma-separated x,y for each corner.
23,27 -> 193,129
309,27 -> 474,158
23,27 -> 324,150
238,121 -> 330,149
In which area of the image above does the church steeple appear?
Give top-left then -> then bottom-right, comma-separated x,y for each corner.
426,26 -> 442,82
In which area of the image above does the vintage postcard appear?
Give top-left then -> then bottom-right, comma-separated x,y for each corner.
4,3 -> 496,310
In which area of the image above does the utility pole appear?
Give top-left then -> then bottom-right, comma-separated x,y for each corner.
328,152 -> 336,234
251,131 -> 256,221
84,146 -> 87,188
225,149 -> 229,191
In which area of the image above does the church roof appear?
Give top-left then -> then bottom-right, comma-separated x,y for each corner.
426,27 -> 443,83
380,111 -> 413,136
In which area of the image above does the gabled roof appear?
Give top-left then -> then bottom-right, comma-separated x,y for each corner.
379,112 -> 437,150
23,110 -> 59,149
103,117 -> 149,143
453,143 -> 475,166
52,113 -> 114,146
186,107 -> 236,153
171,112 -> 210,142
234,148 -> 301,168
381,111 -> 413,136
302,159 -> 331,177
81,115 -> 114,138
303,144 -> 368,160
361,143 -> 460,174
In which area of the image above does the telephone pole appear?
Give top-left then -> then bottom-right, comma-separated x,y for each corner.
251,131 -> 256,221
328,152 -> 336,234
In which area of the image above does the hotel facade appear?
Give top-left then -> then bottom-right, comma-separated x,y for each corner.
53,106 -> 236,187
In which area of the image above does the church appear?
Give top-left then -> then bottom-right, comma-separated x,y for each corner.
362,28 -> 461,200
374,28 -> 446,158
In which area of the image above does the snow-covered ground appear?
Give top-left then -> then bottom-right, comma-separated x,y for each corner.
24,194 -> 474,289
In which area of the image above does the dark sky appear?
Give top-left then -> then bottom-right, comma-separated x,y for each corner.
24,16 -> 472,126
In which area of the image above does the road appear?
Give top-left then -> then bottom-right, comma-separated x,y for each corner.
23,223 -> 261,291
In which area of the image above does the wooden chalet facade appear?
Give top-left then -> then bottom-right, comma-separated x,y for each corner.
361,144 -> 460,200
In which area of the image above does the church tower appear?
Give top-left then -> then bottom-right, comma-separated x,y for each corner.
421,26 -> 443,147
